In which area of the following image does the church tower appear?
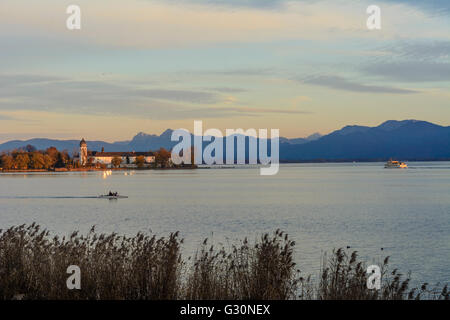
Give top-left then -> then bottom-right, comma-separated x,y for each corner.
80,138 -> 87,166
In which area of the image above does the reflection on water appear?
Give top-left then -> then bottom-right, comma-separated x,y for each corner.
102,170 -> 112,179
0,162 -> 449,286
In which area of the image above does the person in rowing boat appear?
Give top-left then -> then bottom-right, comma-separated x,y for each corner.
108,191 -> 113,196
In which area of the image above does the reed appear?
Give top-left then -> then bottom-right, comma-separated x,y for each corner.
0,224 -> 447,300
184,230 -> 298,300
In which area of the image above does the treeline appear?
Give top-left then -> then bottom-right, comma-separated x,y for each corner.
0,145 -> 192,171
0,145 -> 71,170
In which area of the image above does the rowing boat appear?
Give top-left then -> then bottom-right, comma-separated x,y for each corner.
98,195 -> 128,199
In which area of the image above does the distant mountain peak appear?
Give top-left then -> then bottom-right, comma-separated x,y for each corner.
131,132 -> 154,141
378,119 -> 414,130
378,119 -> 439,131
305,132 -> 322,141
160,129 -> 174,137
135,132 -> 148,137
333,125 -> 370,136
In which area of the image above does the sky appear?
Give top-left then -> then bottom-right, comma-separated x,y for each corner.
0,0 -> 449,142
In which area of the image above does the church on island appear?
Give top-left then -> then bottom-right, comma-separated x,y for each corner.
76,138 -> 156,168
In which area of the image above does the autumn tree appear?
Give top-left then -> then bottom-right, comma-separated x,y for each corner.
135,155 -> 145,168
155,148 -> 171,168
55,150 -> 69,168
43,154 -> 53,169
1,147 -> 71,170
15,153 -> 30,169
112,157 -> 122,168
0,154 -> 13,170
30,152 -> 45,169
45,147 -> 58,167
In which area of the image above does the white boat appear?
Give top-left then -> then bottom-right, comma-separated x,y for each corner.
384,160 -> 408,169
98,194 -> 128,199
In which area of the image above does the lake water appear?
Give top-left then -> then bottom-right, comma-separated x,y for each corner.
1,162 -> 449,287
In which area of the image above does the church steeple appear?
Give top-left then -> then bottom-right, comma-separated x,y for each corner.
79,138 -> 88,166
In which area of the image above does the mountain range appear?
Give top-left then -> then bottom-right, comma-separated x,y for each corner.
280,120 -> 450,161
1,120 -> 449,162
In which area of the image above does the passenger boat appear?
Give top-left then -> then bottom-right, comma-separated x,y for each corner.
384,160 -> 408,169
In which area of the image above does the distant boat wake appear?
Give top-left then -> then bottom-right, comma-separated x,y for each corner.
407,166 -> 450,169
0,196 -> 100,199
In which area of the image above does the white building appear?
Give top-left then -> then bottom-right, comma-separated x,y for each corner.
76,139 -> 155,167
92,151 -> 155,167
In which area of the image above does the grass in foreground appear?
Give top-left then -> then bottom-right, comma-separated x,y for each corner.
0,224 -> 447,300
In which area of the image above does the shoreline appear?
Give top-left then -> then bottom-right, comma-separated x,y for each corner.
2,159 -> 449,173
0,166 -> 197,173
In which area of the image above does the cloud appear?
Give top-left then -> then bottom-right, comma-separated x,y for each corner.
166,105 -> 311,120
0,114 -> 16,121
0,111 -> 40,123
360,40 -> 450,83
362,61 -> 450,82
0,73 -> 313,120
204,68 -> 274,76
227,106 -> 311,114
0,74 -> 230,119
381,0 -> 450,15
206,87 -> 248,93
300,75 -> 418,94
0,74 -> 307,120
161,0 -> 286,9
0,0 -> 386,50
136,89 -> 219,104
162,0 -> 450,14
0,74 -> 222,103
381,40 -> 450,60
0,74 -> 64,87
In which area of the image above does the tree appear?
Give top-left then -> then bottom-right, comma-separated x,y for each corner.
135,155 -> 145,168
155,148 -> 171,168
55,151 -> 69,168
43,154 -> 53,169
15,153 -> 30,169
1,147 -> 72,170
30,152 -> 45,169
45,147 -> 58,167
0,154 -> 13,170
112,157 -> 122,168
25,144 -> 37,153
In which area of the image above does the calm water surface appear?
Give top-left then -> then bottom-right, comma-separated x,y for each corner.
1,162 -> 449,286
